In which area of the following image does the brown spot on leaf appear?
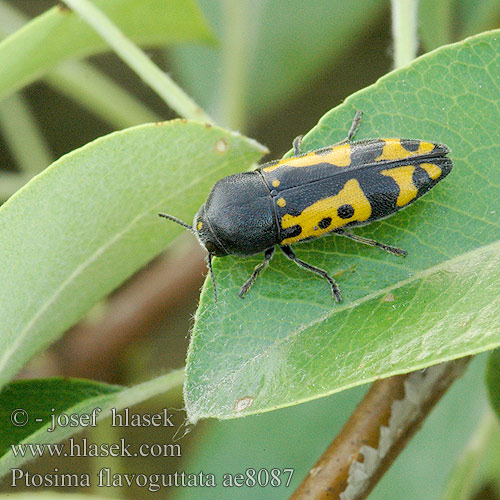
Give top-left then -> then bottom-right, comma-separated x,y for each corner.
57,3 -> 71,13
233,396 -> 254,413
215,138 -> 228,154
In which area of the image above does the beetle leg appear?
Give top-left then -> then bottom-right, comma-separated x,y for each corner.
346,110 -> 363,141
207,253 -> 218,303
293,111 -> 362,154
280,245 -> 342,302
336,110 -> 363,145
292,135 -> 303,156
239,247 -> 275,298
334,229 -> 408,257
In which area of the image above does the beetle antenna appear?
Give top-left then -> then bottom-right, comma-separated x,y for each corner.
207,253 -> 218,303
158,212 -> 194,233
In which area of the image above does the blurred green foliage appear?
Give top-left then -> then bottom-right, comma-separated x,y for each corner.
0,1 -> 499,499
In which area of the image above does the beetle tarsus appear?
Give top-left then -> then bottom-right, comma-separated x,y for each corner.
294,110 -> 362,154
207,254 -> 218,303
280,245 -> 342,302
346,110 -> 363,141
334,229 -> 407,257
292,135 -> 303,156
239,247 -> 275,298
332,286 -> 342,302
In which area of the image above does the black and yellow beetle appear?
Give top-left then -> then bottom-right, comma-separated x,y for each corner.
160,112 -> 452,302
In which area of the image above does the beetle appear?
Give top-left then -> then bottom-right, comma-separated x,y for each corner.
159,111 -> 452,302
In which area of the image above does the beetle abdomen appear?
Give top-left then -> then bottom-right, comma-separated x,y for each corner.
258,138 -> 452,246
259,138 -> 448,189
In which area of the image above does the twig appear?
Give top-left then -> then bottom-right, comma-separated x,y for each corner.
63,0 -> 214,123
391,0 -> 419,68
0,93 -> 53,174
290,358 -> 471,500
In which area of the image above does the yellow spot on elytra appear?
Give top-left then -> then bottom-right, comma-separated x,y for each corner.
381,165 -> 417,207
262,143 -> 351,172
277,198 -> 286,207
375,139 -> 434,162
197,221 -> 203,230
420,162 -> 442,180
280,179 -> 371,245
272,179 -> 280,187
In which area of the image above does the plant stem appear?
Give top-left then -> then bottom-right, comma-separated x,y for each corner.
0,1 -> 162,129
0,173 -> 31,200
0,94 -> 53,174
45,60 -> 162,129
62,0 -> 214,123
290,359 -> 471,500
219,0 -> 251,130
391,0 -> 419,68
0,0 -> 26,34
0,2 -> 54,174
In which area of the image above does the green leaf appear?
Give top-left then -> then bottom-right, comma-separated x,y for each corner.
0,120 -> 266,390
173,385 -> 368,499
486,349 -> 500,419
186,30 -> 500,422
0,0 -> 214,103
169,0 -> 386,123
175,356 -> 487,500
0,370 -> 183,477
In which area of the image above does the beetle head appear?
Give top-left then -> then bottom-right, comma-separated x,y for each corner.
158,208 -> 223,302
192,204 -> 228,257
